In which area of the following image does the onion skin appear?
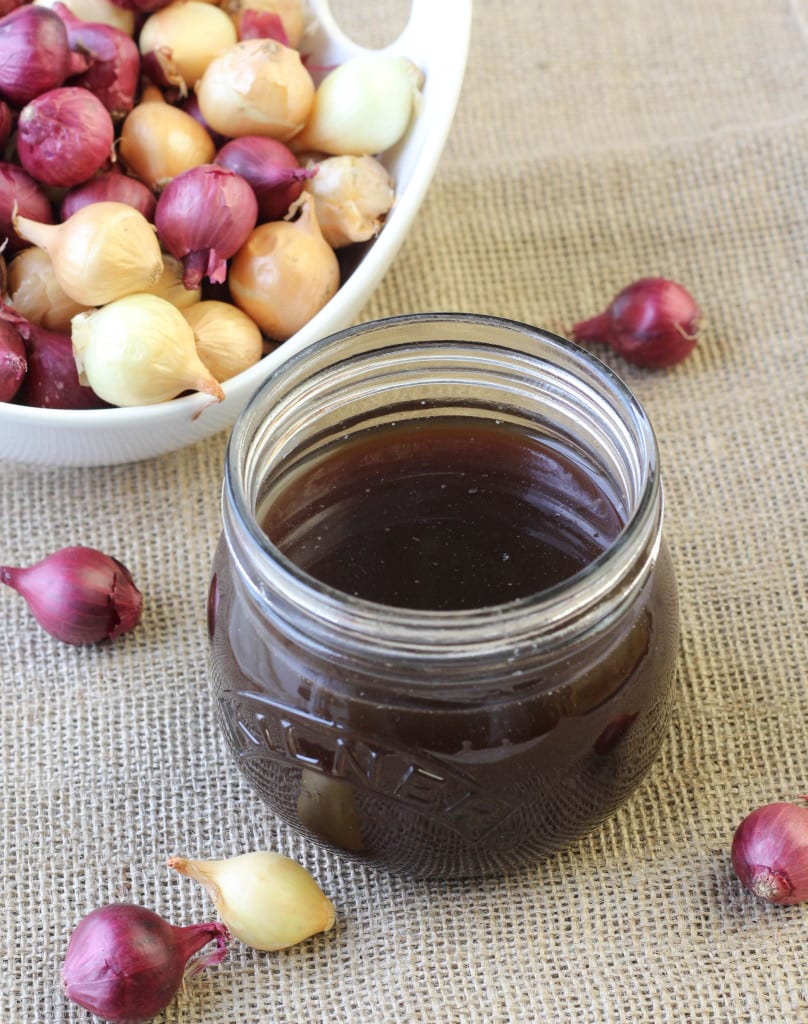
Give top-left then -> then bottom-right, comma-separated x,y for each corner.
571,277 -> 700,369
0,162 -> 54,252
17,86 -> 115,188
0,6 -> 71,106
731,801 -> 808,905
60,170 -> 156,221
63,903 -> 230,1022
0,319 -> 26,401
303,154 -> 394,249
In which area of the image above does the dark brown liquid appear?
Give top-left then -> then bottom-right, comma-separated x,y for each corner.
211,416 -> 679,876
260,418 -> 625,609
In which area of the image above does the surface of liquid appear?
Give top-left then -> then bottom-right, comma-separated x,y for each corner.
259,417 -> 625,610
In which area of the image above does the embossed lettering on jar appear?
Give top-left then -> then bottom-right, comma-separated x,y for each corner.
208,313 -> 680,877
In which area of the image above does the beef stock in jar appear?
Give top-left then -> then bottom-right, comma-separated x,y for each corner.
208,313 -> 680,877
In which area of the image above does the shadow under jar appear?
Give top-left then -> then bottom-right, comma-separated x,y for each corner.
208,313 -> 680,878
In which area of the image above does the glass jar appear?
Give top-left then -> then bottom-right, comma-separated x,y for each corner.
208,313 -> 679,878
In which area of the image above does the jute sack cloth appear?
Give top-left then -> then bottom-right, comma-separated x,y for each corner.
2,0 -> 808,1020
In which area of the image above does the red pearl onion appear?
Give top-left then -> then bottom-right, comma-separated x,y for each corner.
0,97 -> 12,147
154,163 -> 258,289
60,169 -> 156,222
0,318 -> 25,401
0,162 -> 54,252
237,9 -> 288,43
62,903 -> 230,1023
571,276 -> 700,369
0,302 -> 105,410
214,136 -> 316,222
0,545 -> 141,644
53,2 -> 139,119
17,86 -> 114,188
0,6 -> 71,106
0,0 -> 25,16
731,800 -> 808,905
109,0 -> 173,12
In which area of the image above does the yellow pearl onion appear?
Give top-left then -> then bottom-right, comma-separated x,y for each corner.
195,38 -> 314,140
71,293 -> 224,406
291,55 -> 424,156
13,202 -> 164,307
167,851 -> 336,951
303,154 -> 395,249
182,300 -> 264,381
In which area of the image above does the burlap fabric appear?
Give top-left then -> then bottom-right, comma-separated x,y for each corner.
3,0 -> 807,1020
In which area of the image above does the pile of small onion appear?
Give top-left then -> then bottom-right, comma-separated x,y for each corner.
0,0 -> 421,409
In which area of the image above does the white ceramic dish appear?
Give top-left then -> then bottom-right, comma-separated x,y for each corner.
0,0 -> 472,466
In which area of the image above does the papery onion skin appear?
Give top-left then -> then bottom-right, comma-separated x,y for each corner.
17,86 -> 115,189
195,37 -> 314,141
53,2 -> 140,118
60,170 -> 156,221
119,96 -> 216,190
229,194 -> 339,341
731,801 -> 808,905
154,163 -> 258,288
303,154 -> 394,248
214,135 -> 315,221
0,6 -> 71,106
571,277 -> 700,369
63,903 -> 230,1023
0,162 -> 54,252
0,545 -> 140,643
0,318 -> 26,401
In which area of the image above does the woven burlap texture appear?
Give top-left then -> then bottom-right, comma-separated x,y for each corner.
3,0 -> 808,1020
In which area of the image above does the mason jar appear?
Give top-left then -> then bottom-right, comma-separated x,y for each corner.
208,313 -> 680,877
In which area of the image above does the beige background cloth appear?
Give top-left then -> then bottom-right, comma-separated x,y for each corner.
3,0 -> 808,1020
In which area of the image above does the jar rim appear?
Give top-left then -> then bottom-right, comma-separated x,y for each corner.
223,312 -> 663,659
